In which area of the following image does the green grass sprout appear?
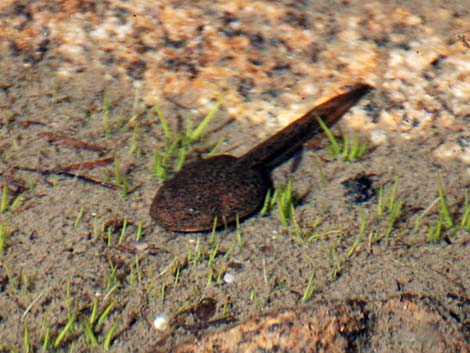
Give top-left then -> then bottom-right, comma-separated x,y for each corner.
384,177 -> 402,237
89,297 -> 99,326
260,180 -> 296,227
41,326 -> 51,350
260,189 -> 277,216
437,175 -> 454,227
81,319 -> 98,347
53,315 -> 74,349
206,138 -> 225,157
117,216 -> 128,245
74,206 -> 85,228
316,116 -> 340,155
189,98 -> 222,141
135,221 -> 143,240
103,322 -> 118,350
152,99 -> 222,180
97,300 -> 115,327
0,223 -> 11,255
301,272 -> 318,303
461,190 -> 470,231
236,214 -> 244,249
113,155 -> 128,196
209,217 -> 218,247
24,325 -> 30,353
428,213 -> 444,244
277,179 -> 294,227
155,105 -> 172,140
316,116 -> 368,161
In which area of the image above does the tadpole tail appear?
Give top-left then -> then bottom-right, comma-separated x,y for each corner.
238,83 -> 374,170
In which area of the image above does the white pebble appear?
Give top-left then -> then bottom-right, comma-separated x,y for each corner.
153,313 -> 169,331
223,272 -> 235,284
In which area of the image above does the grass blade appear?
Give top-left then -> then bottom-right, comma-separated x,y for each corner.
189,98 -> 222,141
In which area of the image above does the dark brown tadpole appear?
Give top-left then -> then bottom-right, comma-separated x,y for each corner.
150,84 -> 374,232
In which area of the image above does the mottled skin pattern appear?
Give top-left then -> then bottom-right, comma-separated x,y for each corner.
150,155 -> 269,232
165,296 -> 470,353
150,84 -> 373,232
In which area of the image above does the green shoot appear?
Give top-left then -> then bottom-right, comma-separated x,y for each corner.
89,297 -> 99,326
428,213 -> 443,244
206,267 -> 214,286
10,192 -> 24,211
306,217 -> 324,241
117,217 -> 128,245
384,177 -> 402,237
0,223 -> 11,255
316,116 -> 368,161
24,325 -> 30,353
291,217 -> 305,244
155,105 -> 172,140
215,267 -> 225,285
152,99 -> 222,180
113,155 -> 128,196
208,242 -> 219,267
209,217 -> 218,248
260,189 -> 277,216
235,214 -> 244,249
189,98 -> 222,141
190,238 -> 203,266
135,221 -> 143,240
224,239 -> 237,259
175,145 -> 187,171
74,206 -> 85,228
221,296 -> 229,318
205,138 -> 225,157
81,319 -> 98,347
437,175 -> 454,227
97,300 -> 115,327
174,266 -> 181,286
41,326 -> 51,350
53,314 -> 74,348
250,289 -> 262,311
316,116 -> 340,155
260,181 -> 296,227
104,262 -> 118,294
461,190 -> 470,231
301,272 -> 318,303
0,183 -> 23,212
103,322 -> 118,350
277,180 -> 294,227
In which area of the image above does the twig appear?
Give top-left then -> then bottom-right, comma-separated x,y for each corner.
39,132 -> 107,153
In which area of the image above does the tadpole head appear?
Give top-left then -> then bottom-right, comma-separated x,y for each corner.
150,155 -> 269,232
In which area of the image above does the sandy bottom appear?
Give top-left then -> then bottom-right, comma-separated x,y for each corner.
1,2 -> 470,352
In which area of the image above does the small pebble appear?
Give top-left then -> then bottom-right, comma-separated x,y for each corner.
153,313 -> 169,331
223,272 -> 235,284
